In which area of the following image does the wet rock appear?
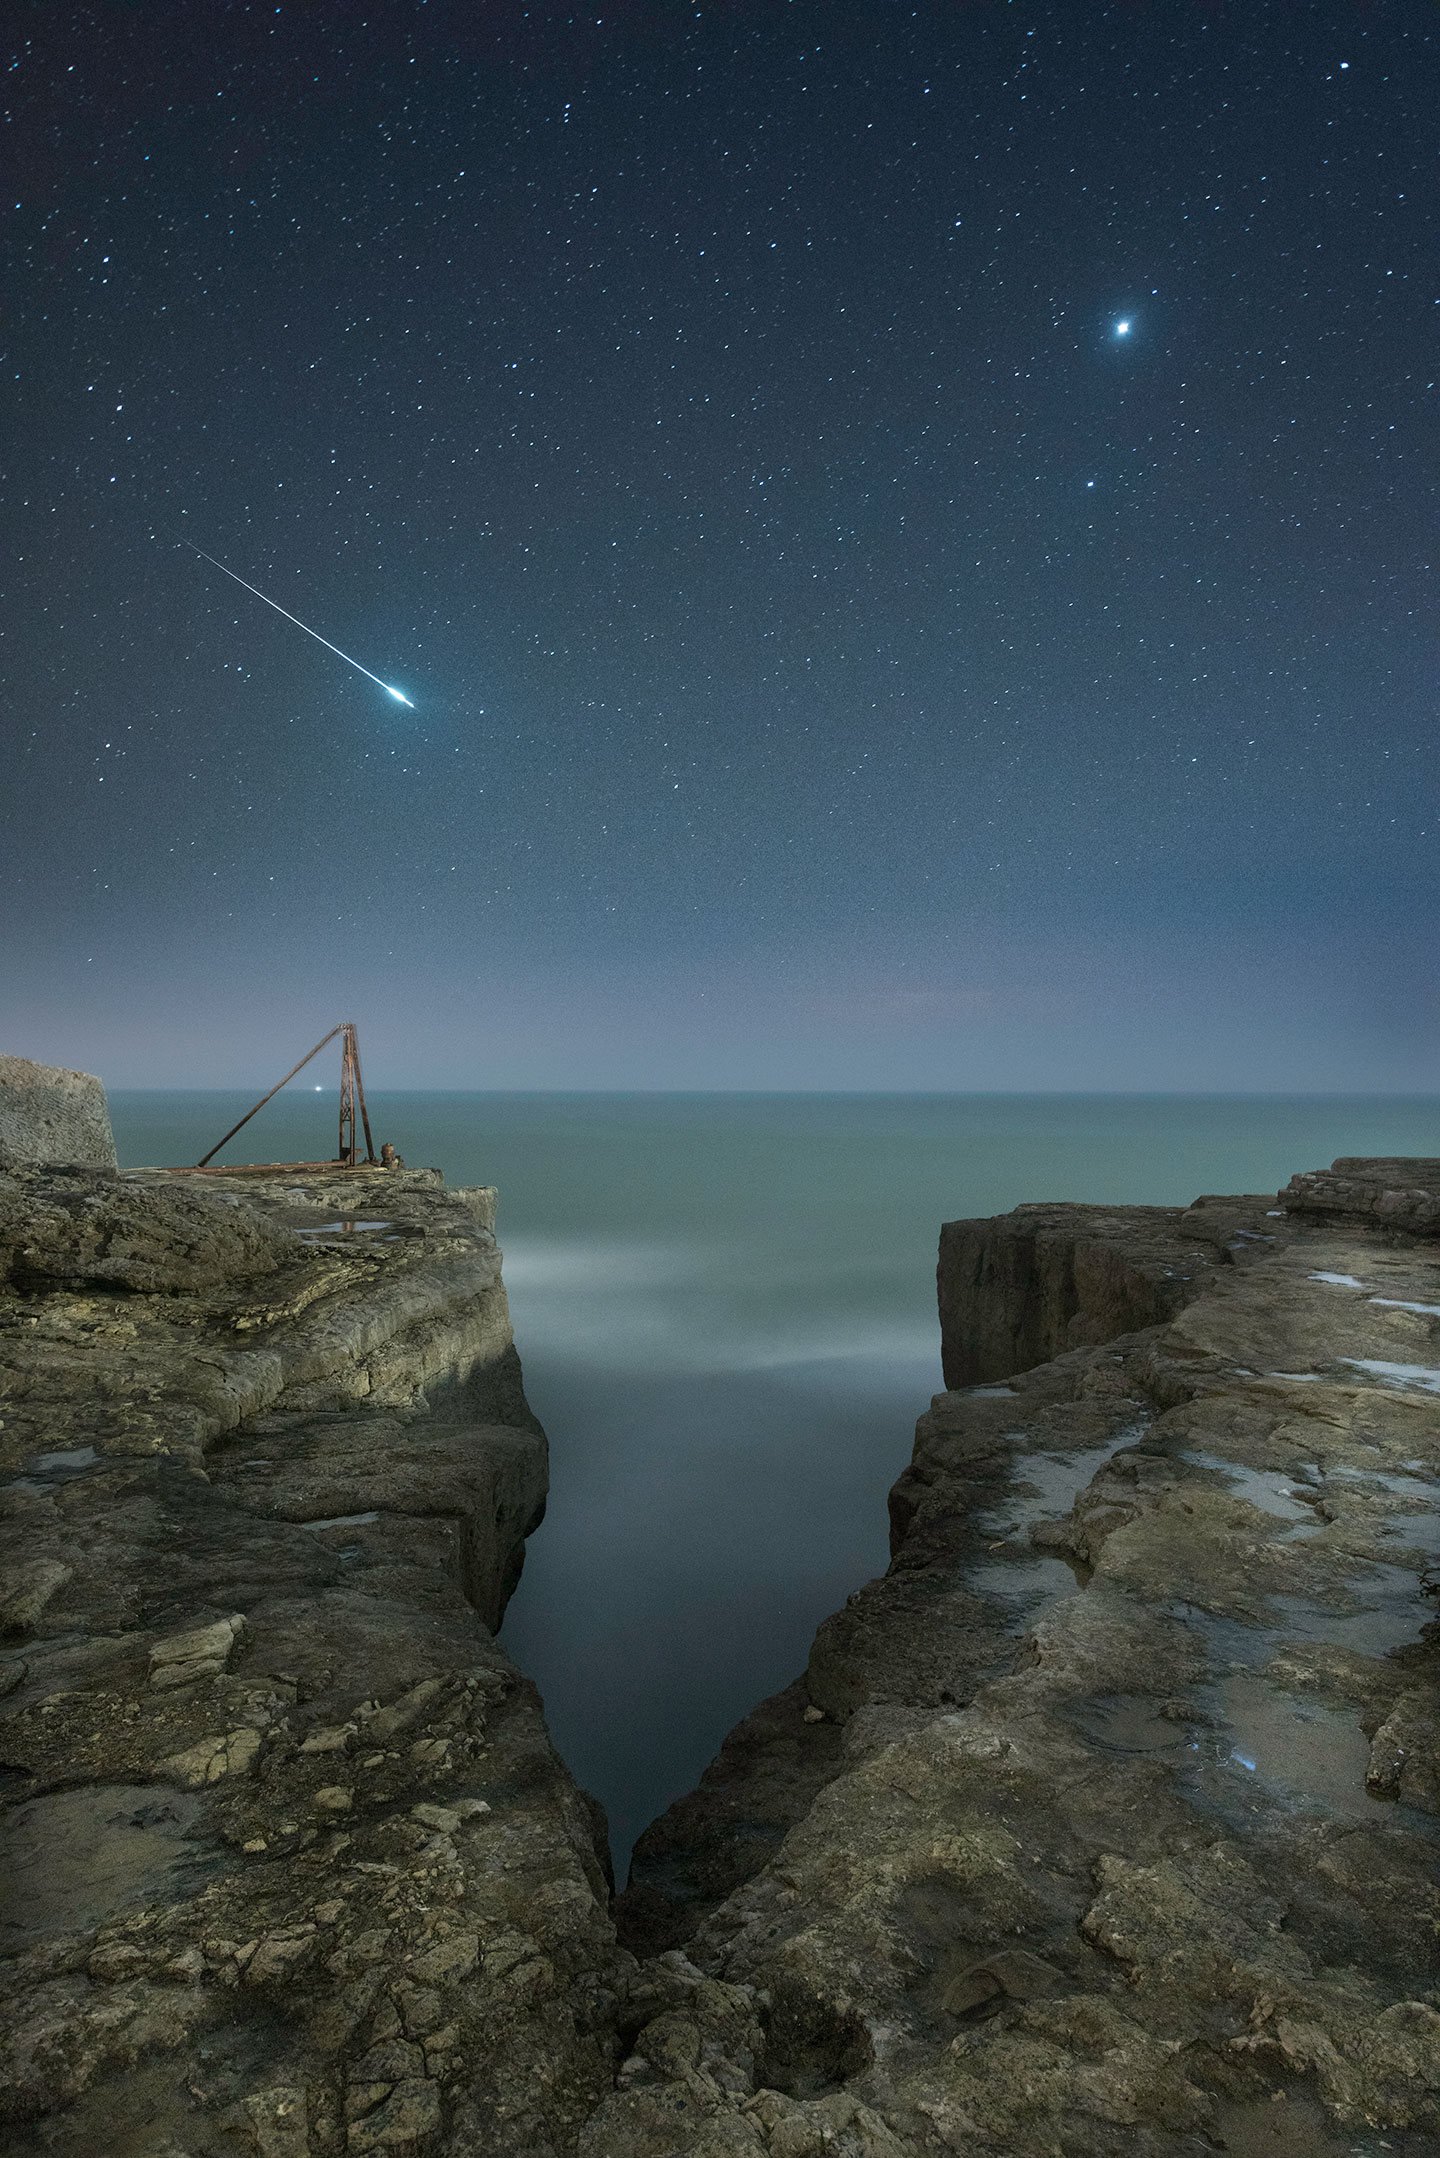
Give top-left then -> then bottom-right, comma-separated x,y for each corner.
159,1727 -> 264,1786
1366,1688 -> 1440,1811
233,2084 -> 311,2156
0,1558 -> 73,1634
346,2077 -> 441,2149
0,1784 -> 210,1947
148,1614 -> 247,1690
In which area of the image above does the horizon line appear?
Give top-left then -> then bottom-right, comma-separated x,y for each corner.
102,1084 -> 1440,1102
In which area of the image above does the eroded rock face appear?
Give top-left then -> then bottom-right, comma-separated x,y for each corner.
935,1191 -> 1277,1389
612,1163 -> 1440,2155
0,1162 -> 630,2157
1283,1156 -> 1440,1238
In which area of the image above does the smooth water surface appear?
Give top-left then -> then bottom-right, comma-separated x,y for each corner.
109,1091 -> 1440,1868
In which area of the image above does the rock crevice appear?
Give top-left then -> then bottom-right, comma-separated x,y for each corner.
4,1151 -> 1439,2157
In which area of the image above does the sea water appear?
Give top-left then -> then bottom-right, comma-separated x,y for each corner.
108,1091 -> 1440,1869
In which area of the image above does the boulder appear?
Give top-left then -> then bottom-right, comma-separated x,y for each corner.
0,1055 -> 116,1170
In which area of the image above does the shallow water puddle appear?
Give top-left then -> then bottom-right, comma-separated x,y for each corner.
0,1785 -> 214,1945
966,1551 -> 1085,1618
31,1446 -> 100,1475
1328,1466 -> 1438,1499
1342,1358 -> 1440,1395
1268,1561 -> 1437,1658
1210,1673 -> 1373,1814
1326,1463 -> 1440,1558
967,1422 -> 1156,1619
1181,1450 -> 1320,1523
1076,1681 -> 1378,1819
1166,1586 -> 1426,1819
968,1425 -> 1149,1618
1209,2089 -> 1357,2158
977,1422 -> 1151,1538
4,1445 -> 103,1498
1078,1694 -> 1199,1759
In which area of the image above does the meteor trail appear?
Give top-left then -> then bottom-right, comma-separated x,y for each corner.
177,540 -> 414,705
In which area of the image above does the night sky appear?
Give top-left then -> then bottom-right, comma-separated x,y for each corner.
7,2 -> 1437,1090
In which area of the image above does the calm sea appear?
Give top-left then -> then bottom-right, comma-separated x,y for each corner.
108,1090 -> 1439,1869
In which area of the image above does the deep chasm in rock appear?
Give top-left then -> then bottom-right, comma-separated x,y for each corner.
3,1152 -> 1439,2156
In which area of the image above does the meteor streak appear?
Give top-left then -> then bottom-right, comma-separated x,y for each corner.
178,540 -> 414,705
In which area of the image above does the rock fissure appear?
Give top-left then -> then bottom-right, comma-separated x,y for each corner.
2,1112 -> 1438,2156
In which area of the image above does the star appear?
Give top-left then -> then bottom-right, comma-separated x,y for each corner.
1115,319 -> 1132,337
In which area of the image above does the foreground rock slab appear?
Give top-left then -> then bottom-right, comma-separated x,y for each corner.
614,1165 -> 1440,2156
0,1161 -> 627,2157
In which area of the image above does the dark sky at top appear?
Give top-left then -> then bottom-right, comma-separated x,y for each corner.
6,1 -> 1437,1089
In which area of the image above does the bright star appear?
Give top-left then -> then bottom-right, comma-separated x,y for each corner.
1115,319 -> 1131,336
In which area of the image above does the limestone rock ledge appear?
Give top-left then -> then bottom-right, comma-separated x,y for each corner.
612,1162 -> 1440,2157
0,1161 -> 628,2157
935,1191 -> 1277,1390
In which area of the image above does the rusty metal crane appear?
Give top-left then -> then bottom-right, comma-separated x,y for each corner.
182,1022 -> 384,1174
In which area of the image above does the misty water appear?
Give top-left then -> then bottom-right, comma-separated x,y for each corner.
109,1090 -> 1439,1871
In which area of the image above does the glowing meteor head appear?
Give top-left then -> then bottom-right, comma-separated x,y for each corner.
386,685 -> 414,706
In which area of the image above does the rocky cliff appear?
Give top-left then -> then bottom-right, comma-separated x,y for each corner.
934,1192 -> 1278,1390
615,1163 -> 1440,2156
0,1160 -> 627,2158
4,1151 -> 1439,2158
